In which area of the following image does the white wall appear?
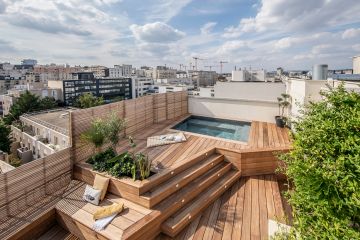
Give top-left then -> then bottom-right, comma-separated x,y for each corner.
214,82 -> 286,102
188,96 -> 278,123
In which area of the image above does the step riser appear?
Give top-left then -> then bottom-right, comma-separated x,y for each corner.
139,148 -> 216,194
122,164 -> 233,240
144,155 -> 225,208
162,171 -> 242,237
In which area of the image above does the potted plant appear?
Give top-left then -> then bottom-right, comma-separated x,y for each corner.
276,93 -> 290,128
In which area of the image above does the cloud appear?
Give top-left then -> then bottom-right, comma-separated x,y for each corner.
342,28 -> 360,39
130,22 -> 185,43
200,22 -> 217,35
0,39 -> 17,52
216,40 -> 248,56
223,0 -> 360,37
146,0 -> 192,22
10,14 -> 91,36
0,0 -> 6,13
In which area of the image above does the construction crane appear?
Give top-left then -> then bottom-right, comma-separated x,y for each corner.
204,65 -> 216,71
219,61 -> 228,74
192,57 -> 205,71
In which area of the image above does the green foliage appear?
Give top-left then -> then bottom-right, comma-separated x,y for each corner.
279,84 -> 360,239
8,154 -> 22,167
75,93 -> 104,109
87,137 -> 152,181
81,118 -> 108,152
0,120 -> 12,153
39,96 -> 58,109
277,93 -> 290,118
86,147 -> 116,165
106,112 -> 126,148
3,91 -> 59,125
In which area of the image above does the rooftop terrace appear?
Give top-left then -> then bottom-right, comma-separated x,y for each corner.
0,92 -> 292,240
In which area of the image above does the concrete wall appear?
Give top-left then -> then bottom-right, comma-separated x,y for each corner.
353,56 -> 360,74
188,96 -> 278,123
214,82 -> 286,102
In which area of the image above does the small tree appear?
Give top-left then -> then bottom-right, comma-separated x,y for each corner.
277,93 -> 291,118
278,84 -> 360,239
106,112 -> 126,151
39,96 -> 58,110
81,118 -> 108,153
75,93 -> 104,109
0,120 -> 11,153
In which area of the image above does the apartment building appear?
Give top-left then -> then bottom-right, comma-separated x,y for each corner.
190,70 -> 218,87
34,64 -> 82,82
48,73 -> 132,105
353,55 -> 360,74
108,64 -> 133,78
231,69 -> 266,82
153,66 -> 177,79
82,65 -> 109,78
11,109 -> 71,162
131,77 -> 154,98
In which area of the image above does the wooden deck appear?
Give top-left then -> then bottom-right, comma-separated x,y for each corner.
156,175 -> 290,240
115,117 -> 291,170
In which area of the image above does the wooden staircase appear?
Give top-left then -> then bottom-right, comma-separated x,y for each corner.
123,149 -> 241,240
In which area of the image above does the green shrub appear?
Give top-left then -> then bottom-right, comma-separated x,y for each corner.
86,147 -> 116,165
107,152 -> 136,178
279,84 -> 360,239
134,153 -> 152,180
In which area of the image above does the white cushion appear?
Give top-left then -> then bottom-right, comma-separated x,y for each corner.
83,185 -> 101,205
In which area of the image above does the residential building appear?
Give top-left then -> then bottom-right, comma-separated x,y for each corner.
157,84 -> 192,93
82,65 -> 109,78
231,69 -> 266,82
48,73 -> 132,105
1,83 -> 63,116
21,59 -> 38,66
109,65 -> 123,78
122,64 -> 132,76
131,77 -> 154,98
176,71 -> 188,78
153,66 -> 177,79
190,70 -> 217,87
34,64 -> 82,82
353,55 -> 360,74
11,109 -> 71,162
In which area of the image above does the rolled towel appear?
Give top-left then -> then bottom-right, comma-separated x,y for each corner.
93,214 -> 117,231
93,202 -> 124,220
174,135 -> 183,142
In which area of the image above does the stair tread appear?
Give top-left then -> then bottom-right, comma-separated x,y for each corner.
162,169 -> 241,235
142,153 -> 224,198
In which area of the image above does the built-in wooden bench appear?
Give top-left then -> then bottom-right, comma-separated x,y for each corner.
0,180 -> 83,240
55,181 -> 152,240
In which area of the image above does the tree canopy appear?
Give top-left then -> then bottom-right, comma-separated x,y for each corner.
74,93 -> 105,109
0,120 -> 11,153
279,84 -> 360,239
3,91 -> 60,125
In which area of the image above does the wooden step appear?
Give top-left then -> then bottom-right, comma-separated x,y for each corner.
161,169 -> 241,237
122,162 -> 234,240
141,153 -> 225,208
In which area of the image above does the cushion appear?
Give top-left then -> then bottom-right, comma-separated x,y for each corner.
93,174 -> 110,201
93,202 -> 124,220
83,185 -> 101,205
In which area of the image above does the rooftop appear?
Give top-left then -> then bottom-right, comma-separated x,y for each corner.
21,109 -> 73,135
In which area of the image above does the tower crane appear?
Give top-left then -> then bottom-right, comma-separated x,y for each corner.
219,61 -> 228,74
193,57 -> 205,71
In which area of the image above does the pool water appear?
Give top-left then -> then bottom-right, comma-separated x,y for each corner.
172,116 -> 251,142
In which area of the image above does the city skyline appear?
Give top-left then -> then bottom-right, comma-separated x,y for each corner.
1,0 -> 360,71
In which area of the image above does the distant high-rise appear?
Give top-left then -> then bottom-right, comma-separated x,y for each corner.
21,59 -> 37,66
353,56 -> 360,74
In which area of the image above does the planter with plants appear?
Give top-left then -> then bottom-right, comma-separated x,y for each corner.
276,93 -> 290,128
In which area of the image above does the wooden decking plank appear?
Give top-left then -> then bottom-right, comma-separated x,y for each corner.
258,175 -> 268,240
221,180 -> 239,240
250,177 -> 260,239
264,175 -> 276,220
180,215 -> 201,240
231,178 -> 246,239
211,189 -> 232,240
257,122 -> 264,149
191,201 -> 215,240
241,177 -> 252,240
263,123 -> 269,148
270,175 -> 286,223
267,123 -> 274,148
201,198 -> 222,240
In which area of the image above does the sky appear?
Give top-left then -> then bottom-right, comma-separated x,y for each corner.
0,0 -> 360,72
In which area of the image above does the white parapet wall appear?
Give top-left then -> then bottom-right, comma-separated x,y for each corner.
188,96 -> 279,123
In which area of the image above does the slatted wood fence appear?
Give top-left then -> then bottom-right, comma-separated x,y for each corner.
0,148 -> 72,219
70,92 -> 188,163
